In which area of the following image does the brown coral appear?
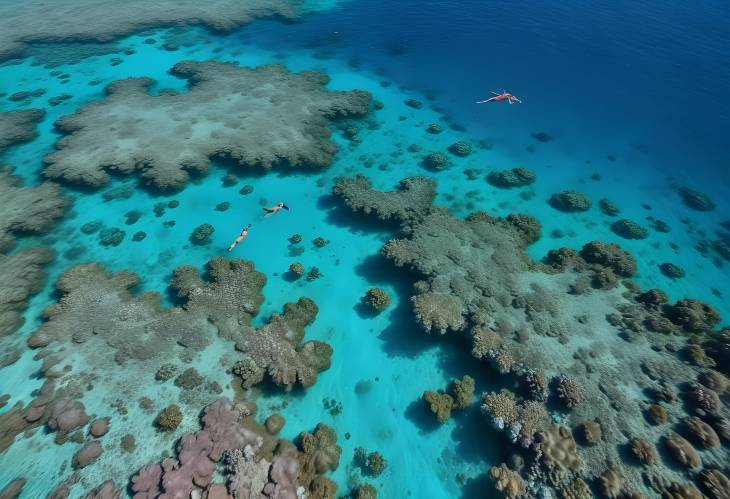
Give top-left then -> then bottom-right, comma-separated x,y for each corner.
489,463 -> 526,499
663,433 -> 701,469
683,416 -> 719,449
536,425 -> 582,474
598,469 -> 624,499
697,469 -> 730,499
629,437 -> 657,465
422,391 -> 454,423
577,420 -> 602,446
554,374 -> 581,409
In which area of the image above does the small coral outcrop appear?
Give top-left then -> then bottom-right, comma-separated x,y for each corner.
487,168 -> 536,189
549,190 -> 592,212
363,288 -> 391,312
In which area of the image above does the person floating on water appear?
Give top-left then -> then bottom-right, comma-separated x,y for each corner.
262,202 -> 289,218
476,90 -> 522,105
228,224 -> 251,251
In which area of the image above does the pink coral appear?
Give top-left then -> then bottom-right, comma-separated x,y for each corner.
131,463 -> 162,499
264,449 -> 302,499
201,399 -> 262,461
161,432 -> 215,498
47,399 -> 89,433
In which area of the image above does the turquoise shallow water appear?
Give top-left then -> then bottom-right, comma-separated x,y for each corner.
1,1 -> 729,498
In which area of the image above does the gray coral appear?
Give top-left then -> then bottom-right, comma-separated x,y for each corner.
233,298 -> 332,390
43,61 -> 371,189
0,109 -> 45,152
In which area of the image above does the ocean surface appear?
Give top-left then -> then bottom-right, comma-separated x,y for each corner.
0,0 -> 728,498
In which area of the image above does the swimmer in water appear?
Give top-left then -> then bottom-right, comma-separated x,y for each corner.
228,224 -> 251,251
262,202 -> 289,218
476,90 -> 522,105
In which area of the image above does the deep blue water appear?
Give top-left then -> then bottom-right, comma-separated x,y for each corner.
0,0 -> 729,497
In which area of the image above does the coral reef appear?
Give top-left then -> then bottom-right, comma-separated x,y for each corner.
44,61 -> 371,189
599,198 -> 620,216
548,190 -> 592,212
353,447 -> 386,477
0,167 -> 70,253
364,288 -> 391,311
448,141 -> 472,157
678,187 -> 716,211
0,109 -> 45,152
73,441 -> 103,469
232,298 -> 332,390
554,374 -> 581,409
697,469 -> 730,499
663,433 -> 700,469
487,167 -> 536,189
629,437 -> 657,465
490,463 -> 526,499
450,375 -> 475,409
0,0 -> 304,60
333,175 -> 436,222
611,219 -> 648,239
659,262 -> 685,279
190,223 -> 215,245
423,152 -> 448,170
0,248 -> 54,337
28,257 -> 267,362
422,391 -> 454,423
288,262 -> 305,278
333,175 -> 730,498
157,404 -> 182,431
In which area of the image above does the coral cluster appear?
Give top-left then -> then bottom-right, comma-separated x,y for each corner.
43,61 -> 371,189
487,167 -> 536,189
0,109 -> 45,152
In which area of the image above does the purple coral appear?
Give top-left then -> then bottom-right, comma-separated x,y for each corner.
47,399 -> 90,434
131,464 -> 163,499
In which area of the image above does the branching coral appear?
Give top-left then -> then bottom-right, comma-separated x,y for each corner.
481,390 -> 550,447
332,175 -> 436,222
423,391 -> 454,423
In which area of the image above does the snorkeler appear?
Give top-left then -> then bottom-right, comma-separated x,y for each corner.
228,224 -> 251,251
262,202 -> 290,218
476,91 -> 522,105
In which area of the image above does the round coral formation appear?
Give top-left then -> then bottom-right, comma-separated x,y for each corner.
190,223 -> 215,245
659,262 -> 685,279
490,463 -> 526,499
426,123 -> 443,134
578,420 -> 602,446
423,152 -> 448,170
364,287 -> 391,311
599,198 -> 620,216
598,469 -> 623,499
664,433 -> 701,469
157,404 -> 182,431
611,219 -> 648,239
678,187 -> 715,211
647,404 -> 668,425
450,375 -> 475,409
548,190 -> 592,212
697,469 -> 730,499
682,416 -> 719,448
422,391 -> 454,423
629,437 -> 658,465
448,141 -> 472,157
487,167 -> 536,188
554,374 -> 581,409
289,262 -> 305,278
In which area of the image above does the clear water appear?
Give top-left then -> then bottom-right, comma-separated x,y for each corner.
0,0 -> 728,498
